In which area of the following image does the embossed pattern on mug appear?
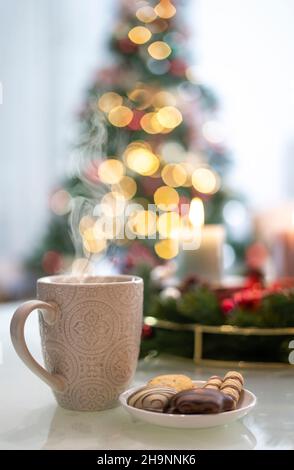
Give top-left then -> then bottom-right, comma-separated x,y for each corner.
37,278 -> 143,411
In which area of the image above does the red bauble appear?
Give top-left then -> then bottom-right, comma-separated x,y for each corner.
170,59 -> 187,76
233,289 -> 263,310
221,298 -> 235,315
142,324 -> 153,339
118,38 -> 138,54
127,110 -> 144,131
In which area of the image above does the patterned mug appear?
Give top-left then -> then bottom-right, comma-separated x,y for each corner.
10,275 -> 143,411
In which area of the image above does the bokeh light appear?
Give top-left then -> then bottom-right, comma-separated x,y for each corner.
108,106 -> 133,127
128,87 -> 153,110
98,159 -> 125,184
98,92 -> 123,113
136,5 -> 157,23
202,120 -> 225,144
161,163 -> 187,187
152,90 -> 176,108
79,215 -> 95,236
154,1 -> 176,19
128,26 -> 152,45
157,106 -> 182,128
100,191 -> 126,217
83,237 -> 107,254
148,41 -> 171,60
154,186 -> 179,210
157,211 -> 180,238
126,147 -> 160,175
140,112 -> 164,134
50,189 -> 72,215
155,238 -> 179,259
192,167 -> 220,194
112,175 -> 137,200
189,197 -> 205,227
128,209 -> 157,236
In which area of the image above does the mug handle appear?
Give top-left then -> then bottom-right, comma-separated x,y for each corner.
10,300 -> 66,393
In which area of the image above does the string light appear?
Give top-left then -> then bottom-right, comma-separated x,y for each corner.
154,1 -> 176,19
192,167 -> 220,194
140,112 -> 164,134
155,238 -> 179,259
108,106 -> 133,127
148,41 -> 171,60
161,163 -> 187,187
189,197 -> 205,227
98,159 -> 125,184
157,211 -> 180,238
128,26 -> 152,45
157,106 -> 182,128
126,147 -> 160,175
154,186 -> 179,211
136,5 -> 157,23
98,92 -> 123,113
112,176 -> 137,200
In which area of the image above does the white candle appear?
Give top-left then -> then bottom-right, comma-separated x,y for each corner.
177,224 -> 225,284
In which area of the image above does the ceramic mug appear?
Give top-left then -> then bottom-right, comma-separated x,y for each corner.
10,275 -> 143,411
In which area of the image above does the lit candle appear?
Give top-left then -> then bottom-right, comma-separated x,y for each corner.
177,224 -> 225,284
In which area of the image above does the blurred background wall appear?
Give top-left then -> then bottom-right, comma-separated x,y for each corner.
0,0 -> 294,263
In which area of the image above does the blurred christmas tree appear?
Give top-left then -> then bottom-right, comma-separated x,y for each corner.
28,0 -> 249,277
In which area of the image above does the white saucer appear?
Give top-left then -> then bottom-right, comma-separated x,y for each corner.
119,380 -> 257,429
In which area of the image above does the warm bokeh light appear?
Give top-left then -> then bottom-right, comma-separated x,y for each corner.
108,106 -> 133,127
161,163 -> 187,187
112,175 -> 137,200
94,216 -> 123,240
152,90 -> 176,108
83,237 -> 107,254
148,41 -> 171,60
128,87 -> 153,110
98,92 -> 123,113
140,112 -> 164,134
126,147 -> 160,175
155,238 -> 179,259
154,1 -> 177,19
157,106 -> 182,128
98,159 -> 125,184
79,215 -> 95,236
100,191 -> 126,217
157,211 -> 180,238
50,189 -> 72,215
189,197 -> 205,227
192,167 -> 220,194
136,5 -> 157,23
128,209 -> 157,236
128,26 -> 152,45
154,186 -> 179,210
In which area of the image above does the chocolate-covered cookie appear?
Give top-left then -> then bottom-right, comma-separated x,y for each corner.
128,386 -> 177,412
164,388 -> 232,414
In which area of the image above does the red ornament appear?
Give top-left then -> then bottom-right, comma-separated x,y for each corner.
117,38 -> 138,54
170,59 -> 187,76
42,251 -> 63,274
142,324 -> 153,339
127,110 -> 144,131
221,298 -> 235,315
233,288 -> 263,310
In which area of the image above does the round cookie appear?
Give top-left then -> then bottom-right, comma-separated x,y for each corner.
128,386 -> 177,412
203,376 -> 223,390
224,371 -> 244,386
148,374 -> 193,392
220,378 -> 242,394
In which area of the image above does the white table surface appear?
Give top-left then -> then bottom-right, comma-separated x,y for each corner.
0,302 -> 293,450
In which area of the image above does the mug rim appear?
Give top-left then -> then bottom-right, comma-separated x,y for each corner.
37,274 -> 143,287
